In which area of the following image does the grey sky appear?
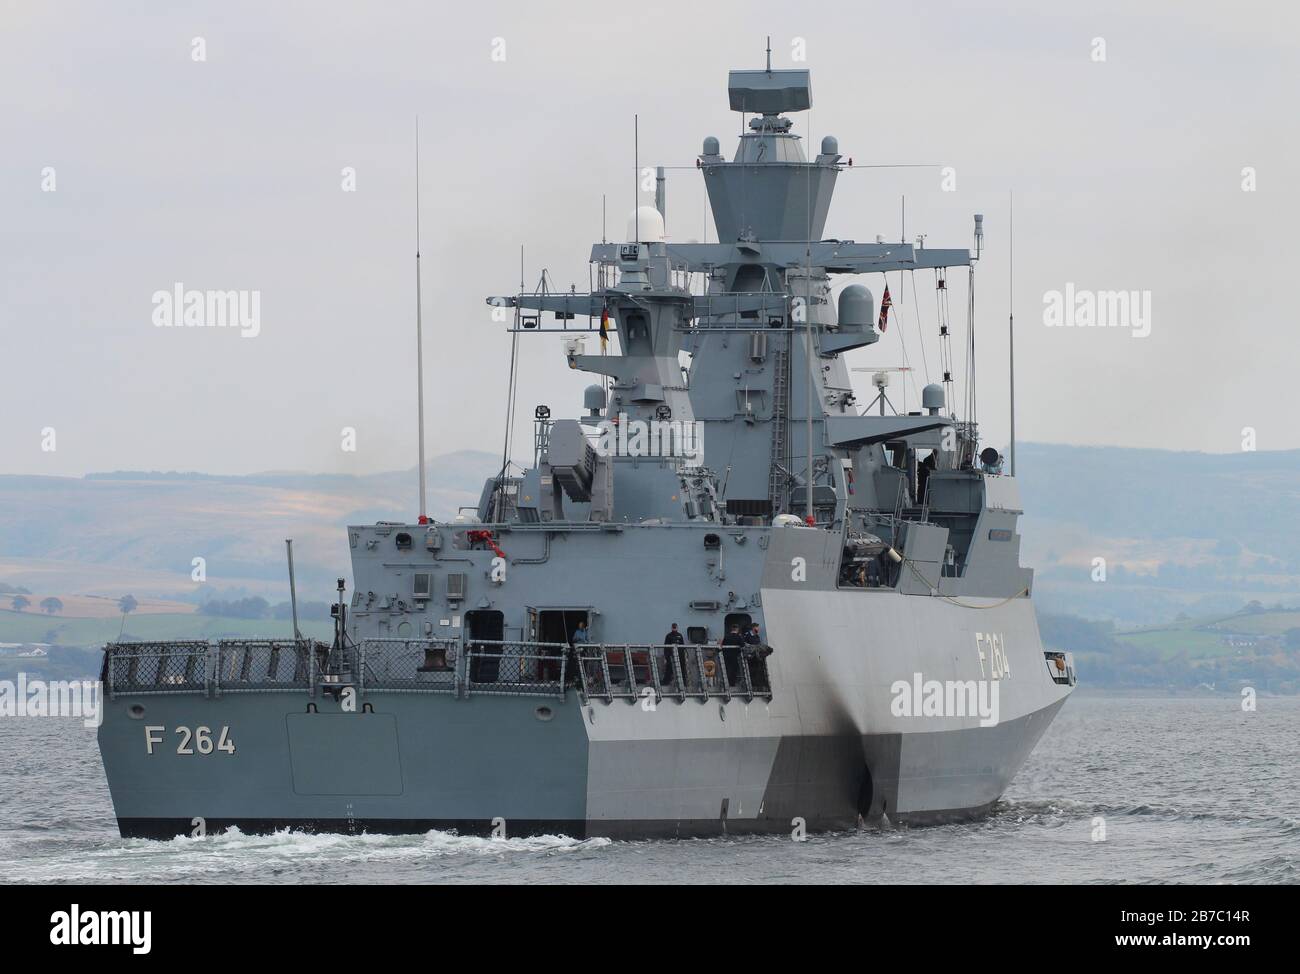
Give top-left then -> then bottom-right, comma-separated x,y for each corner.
3,0 -> 1296,479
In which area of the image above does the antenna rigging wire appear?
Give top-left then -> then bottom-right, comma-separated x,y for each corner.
494,247 -> 525,521
965,265 -> 978,427
910,269 -> 929,385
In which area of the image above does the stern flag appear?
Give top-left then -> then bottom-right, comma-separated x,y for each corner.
878,284 -> 891,332
599,303 -> 610,352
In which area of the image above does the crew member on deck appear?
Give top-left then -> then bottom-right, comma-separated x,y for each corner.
662,623 -> 684,684
721,624 -> 745,686
570,619 -> 593,689
744,623 -> 770,691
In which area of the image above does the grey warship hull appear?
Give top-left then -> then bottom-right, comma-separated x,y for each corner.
99,525 -> 1072,839
97,61 -> 1075,840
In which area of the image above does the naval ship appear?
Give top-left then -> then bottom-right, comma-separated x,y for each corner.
97,63 -> 1076,839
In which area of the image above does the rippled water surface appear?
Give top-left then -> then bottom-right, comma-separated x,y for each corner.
1,694 -> 1295,884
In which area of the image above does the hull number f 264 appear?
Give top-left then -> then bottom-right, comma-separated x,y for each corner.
144,725 -> 236,755
975,633 -> 1012,680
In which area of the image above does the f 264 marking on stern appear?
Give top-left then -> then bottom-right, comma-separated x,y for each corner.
144,725 -> 236,755
974,633 -> 1011,680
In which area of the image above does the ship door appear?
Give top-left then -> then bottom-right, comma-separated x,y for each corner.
724,612 -> 752,636
466,609 -> 504,682
530,609 -> 584,684
534,608 -> 588,645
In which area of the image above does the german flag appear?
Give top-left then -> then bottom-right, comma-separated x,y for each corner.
599,302 -> 610,352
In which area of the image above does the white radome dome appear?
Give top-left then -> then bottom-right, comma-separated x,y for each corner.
626,205 -> 666,243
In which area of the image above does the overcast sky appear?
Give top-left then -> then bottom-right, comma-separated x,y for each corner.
3,0 -> 1296,479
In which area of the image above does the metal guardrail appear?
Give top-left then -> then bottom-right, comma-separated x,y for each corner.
215,639 -> 314,693
359,638 -> 459,694
104,638 -> 773,703
105,637 -> 573,700
465,639 -> 568,698
576,643 -> 772,705
105,641 -> 210,696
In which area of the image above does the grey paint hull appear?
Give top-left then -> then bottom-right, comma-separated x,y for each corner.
98,587 -> 1072,839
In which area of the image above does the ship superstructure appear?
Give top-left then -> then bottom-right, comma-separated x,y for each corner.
97,65 -> 1074,839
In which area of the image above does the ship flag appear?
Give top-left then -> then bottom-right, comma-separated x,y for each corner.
878,284 -> 891,332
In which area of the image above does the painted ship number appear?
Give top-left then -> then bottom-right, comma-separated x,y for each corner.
144,725 -> 236,756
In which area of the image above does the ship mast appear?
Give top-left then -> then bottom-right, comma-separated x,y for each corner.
1008,191 -> 1016,476
414,117 -> 428,523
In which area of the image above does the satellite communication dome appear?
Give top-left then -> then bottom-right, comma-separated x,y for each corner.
922,383 -> 945,413
626,205 -> 666,243
837,284 -> 874,329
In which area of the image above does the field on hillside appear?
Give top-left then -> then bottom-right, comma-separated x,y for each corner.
1113,628 -> 1240,660
1112,609 -> 1300,661
1202,611 -> 1300,636
0,593 -> 194,619
0,609 -> 334,647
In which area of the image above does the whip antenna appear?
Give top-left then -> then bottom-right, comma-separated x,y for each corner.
414,117 -> 428,522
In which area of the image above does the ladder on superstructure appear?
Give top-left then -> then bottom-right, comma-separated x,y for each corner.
767,335 -> 790,515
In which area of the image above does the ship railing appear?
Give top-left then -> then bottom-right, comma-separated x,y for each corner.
213,639 -> 316,694
576,643 -> 772,705
105,638 -> 327,699
463,639 -> 569,698
357,638 -> 460,695
1043,651 -> 1077,687
104,641 -> 210,697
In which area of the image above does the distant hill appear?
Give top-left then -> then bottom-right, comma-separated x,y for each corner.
1040,606 -> 1300,693
1015,443 -> 1300,624
0,450 -> 495,612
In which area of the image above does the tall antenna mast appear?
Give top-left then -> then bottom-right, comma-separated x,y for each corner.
634,115 -> 639,243
414,117 -> 428,523
1008,191 -> 1016,476
766,35 -> 772,72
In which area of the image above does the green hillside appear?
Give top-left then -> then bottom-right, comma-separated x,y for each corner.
1113,628 -> 1238,661
0,609 -> 334,647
